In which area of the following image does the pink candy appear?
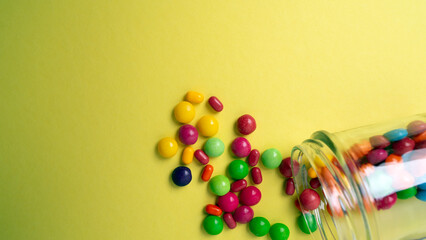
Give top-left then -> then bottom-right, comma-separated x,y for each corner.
233,206 -> 254,223
178,124 -> 198,145
251,167 -> 262,184
284,178 -> 295,195
248,149 -> 260,167
239,186 -> 261,206
231,179 -> 247,192
376,193 -> 397,210
231,137 -> 251,158
217,192 -> 239,212
367,149 -> 388,165
223,213 -> 237,229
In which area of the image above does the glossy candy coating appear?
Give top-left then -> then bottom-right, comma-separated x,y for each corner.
407,120 -> 426,136
307,168 -> 317,179
194,149 -> 209,165
251,167 -> 263,184
204,138 -> 225,157
297,213 -> 317,234
201,164 -> 214,182
392,137 -> 415,156
217,192 -> 239,213
228,160 -> 249,180
248,149 -> 260,166
231,137 -> 251,158
249,217 -> 270,237
209,175 -> 231,196
397,187 -> 417,199
384,128 -> 408,142
369,135 -> 391,148
171,166 -> 192,187
178,124 -> 198,145
261,148 -> 283,169
300,189 -> 320,210
419,182 -> 426,191
239,186 -> 262,206
415,190 -> 426,202
182,146 -> 194,165
233,206 -> 254,223
185,91 -> 204,104
203,215 -> 223,235
284,178 -> 295,195
376,193 -> 397,210
237,114 -> 256,135
367,149 -> 388,165
208,96 -> 223,112
231,179 -> 247,192
413,131 -> 426,143
197,115 -> 219,137
269,223 -> 290,240
205,204 -> 223,216
157,137 -> 178,158
223,213 -> 237,229
279,157 -> 300,177
173,101 -> 195,123
385,154 -> 402,165
310,178 -> 321,189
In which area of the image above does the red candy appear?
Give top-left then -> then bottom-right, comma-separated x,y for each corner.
310,178 -> 321,189
376,193 -> 397,210
205,204 -> 223,216
231,137 -> 251,158
392,137 -> 415,156
237,114 -> 256,135
295,199 -> 309,213
233,206 -> 254,223
194,149 -> 209,165
208,96 -> 223,112
201,164 -> 214,181
217,192 -> 239,213
248,149 -> 260,166
231,179 -> 247,192
415,140 -> 426,149
279,157 -> 300,178
223,213 -> 237,229
239,186 -> 261,206
251,167 -> 263,184
300,189 -> 321,211
284,178 -> 295,195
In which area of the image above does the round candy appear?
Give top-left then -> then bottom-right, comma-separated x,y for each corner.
228,160 -> 249,180
369,135 -> 391,149
185,91 -> 204,104
407,120 -> 426,136
415,189 -> 426,202
297,213 -> 317,234
300,189 -> 320,210
279,157 -> 300,177
173,101 -> 195,123
231,179 -> 247,192
248,149 -> 260,166
269,223 -> 290,240
203,215 -> 223,235
233,206 -> 254,223
239,186 -> 262,206
397,187 -> 417,199
237,114 -> 257,135
392,137 -> 415,156
178,124 -> 198,145
376,193 -> 397,210
367,149 -> 388,165
418,182 -> 426,191
384,128 -> 408,142
209,175 -> 231,196
217,192 -> 239,212
309,178 -> 321,189
157,137 -> 178,158
249,217 -> 270,237
204,138 -> 225,157
261,148 -> 283,169
197,115 -> 219,137
171,166 -> 192,187
231,137 -> 251,158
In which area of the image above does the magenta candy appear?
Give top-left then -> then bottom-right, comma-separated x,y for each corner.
300,189 -> 321,211
217,192 -> 239,213
310,178 -> 321,189
284,178 -> 295,195
178,124 -> 199,145
233,206 -> 254,223
279,157 -> 300,178
392,137 -> 415,155
369,135 -> 390,149
231,137 -> 251,158
251,167 -> 262,184
376,193 -> 397,210
248,149 -> 260,166
231,179 -> 247,192
407,120 -> 426,136
237,114 -> 256,135
415,140 -> 426,149
208,96 -> 223,112
367,149 -> 388,165
223,213 -> 237,229
194,149 -> 209,165
239,186 -> 261,206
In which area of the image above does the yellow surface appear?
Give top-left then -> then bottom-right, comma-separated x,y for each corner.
1,1 -> 426,240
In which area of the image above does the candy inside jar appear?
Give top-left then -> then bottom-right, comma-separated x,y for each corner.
291,114 -> 426,240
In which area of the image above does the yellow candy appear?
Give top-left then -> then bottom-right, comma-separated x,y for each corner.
182,146 -> 194,165
314,156 -> 325,168
196,115 -> 219,137
174,101 -> 195,123
157,137 -> 178,158
308,167 -> 317,178
185,91 -> 204,104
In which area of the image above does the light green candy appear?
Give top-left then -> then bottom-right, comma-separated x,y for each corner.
261,148 -> 282,169
209,175 -> 230,196
204,138 -> 225,157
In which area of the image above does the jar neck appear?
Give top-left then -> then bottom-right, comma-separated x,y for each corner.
291,131 -> 378,240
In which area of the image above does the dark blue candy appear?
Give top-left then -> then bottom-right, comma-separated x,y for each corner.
172,166 -> 192,187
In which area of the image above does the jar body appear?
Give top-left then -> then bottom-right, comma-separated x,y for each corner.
291,114 -> 426,240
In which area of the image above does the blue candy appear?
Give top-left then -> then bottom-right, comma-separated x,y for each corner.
383,128 -> 408,142
418,182 -> 426,191
415,189 -> 426,202
172,166 -> 192,187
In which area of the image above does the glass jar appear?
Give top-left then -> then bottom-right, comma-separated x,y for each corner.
291,114 -> 426,240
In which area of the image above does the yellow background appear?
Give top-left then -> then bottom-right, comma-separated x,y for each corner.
1,1 -> 426,239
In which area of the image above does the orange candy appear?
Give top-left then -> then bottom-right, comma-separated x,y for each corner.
205,204 -> 223,216
359,163 -> 375,175
385,154 -> 402,165
413,131 -> 426,142
201,164 -> 214,182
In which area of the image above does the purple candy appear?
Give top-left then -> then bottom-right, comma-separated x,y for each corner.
407,120 -> 426,136
239,186 -> 261,206
178,124 -> 198,145
217,192 -> 239,213
231,137 -> 251,158
233,206 -> 254,223
369,135 -> 390,149
367,149 -> 388,165
392,137 -> 415,156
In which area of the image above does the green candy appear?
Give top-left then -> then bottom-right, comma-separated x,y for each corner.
203,215 -> 223,235
397,187 -> 417,199
249,217 -> 270,237
261,148 -> 282,169
297,213 -> 317,234
269,223 -> 290,240
228,160 -> 249,180
209,175 -> 230,196
204,138 -> 225,157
